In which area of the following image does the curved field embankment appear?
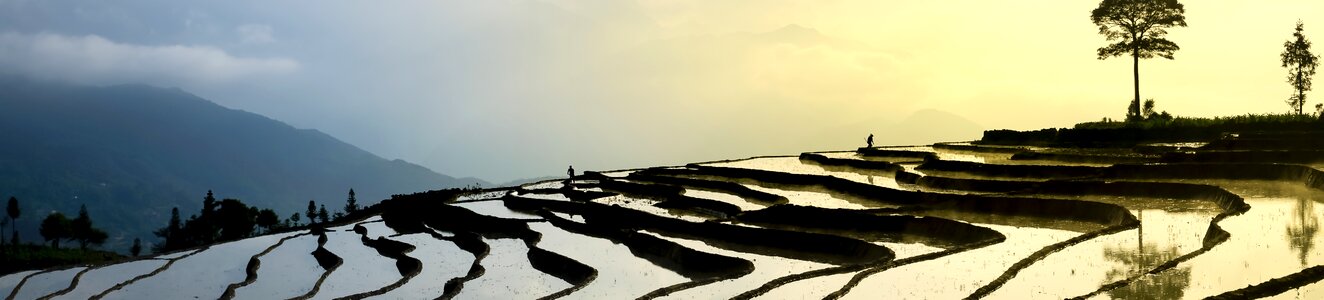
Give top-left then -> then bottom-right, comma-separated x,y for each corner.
378,193 -> 595,299
593,179 -> 743,218
291,229 -> 341,300
502,195 -> 894,266
625,172 -> 789,205
644,166 -> 1139,228
827,154 -> 1256,299
219,232 -> 312,300
1204,265 -> 1324,299
799,153 -> 902,173
856,148 -> 937,160
916,160 -> 1109,179
733,205 -> 1004,248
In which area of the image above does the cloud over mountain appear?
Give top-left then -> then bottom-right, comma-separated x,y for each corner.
0,32 -> 297,86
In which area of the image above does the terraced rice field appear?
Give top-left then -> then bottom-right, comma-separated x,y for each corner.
5,139 -> 1324,299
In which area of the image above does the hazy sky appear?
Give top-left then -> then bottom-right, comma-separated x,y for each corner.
1,0 -> 1321,183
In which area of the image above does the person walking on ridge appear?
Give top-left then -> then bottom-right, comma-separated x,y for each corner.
866,134 -> 874,148
567,165 -> 575,179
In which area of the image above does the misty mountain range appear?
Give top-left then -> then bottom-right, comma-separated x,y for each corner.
0,76 -> 485,251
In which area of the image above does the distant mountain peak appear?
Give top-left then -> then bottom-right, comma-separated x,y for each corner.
0,77 -> 485,251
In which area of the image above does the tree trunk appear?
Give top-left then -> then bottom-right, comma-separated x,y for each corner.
1298,71 -> 1305,115
1133,53 -> 1141,119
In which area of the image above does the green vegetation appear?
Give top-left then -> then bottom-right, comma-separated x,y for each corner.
0,200 -> 120,274
1074,113 -> 1319,130
1282,21 -> 1319,116
1091,0 -> 1187,121
982,113 -> 1322,146
154,191 -> 271,253
38,205 -> 108,250
152,189 -> 365,254
71,205 -> 109,249
0,244 -> 124,274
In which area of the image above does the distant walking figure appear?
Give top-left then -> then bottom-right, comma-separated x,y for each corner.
866,134 -> 874,148
568,166 -> 575,179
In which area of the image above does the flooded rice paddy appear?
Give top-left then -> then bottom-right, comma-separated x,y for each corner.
6,143 -> 1324,299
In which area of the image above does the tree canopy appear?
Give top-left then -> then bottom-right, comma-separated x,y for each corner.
1090,0 -> 1187,120
3,197 -> 17,246
6,196 -> 17,221
153,191 -> 333,253
344,189 -> 359,215
1282,21 -> 1319,115
40,213 -> 72,249
72,204 -> 108,249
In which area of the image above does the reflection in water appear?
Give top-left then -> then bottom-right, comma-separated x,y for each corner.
1103,241 -> 1191,300
1287,198 -> 1319,267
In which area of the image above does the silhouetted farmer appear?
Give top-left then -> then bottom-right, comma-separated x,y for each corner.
866,134 -> 874,148
567,166 -> 575,179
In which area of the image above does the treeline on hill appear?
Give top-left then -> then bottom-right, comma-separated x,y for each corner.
981,113 -> 1324,147
152,189 -> 365,254
1,196 -> 125,274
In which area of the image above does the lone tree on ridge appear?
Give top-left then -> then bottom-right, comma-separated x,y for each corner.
6,196 -> 18,245
1091,0 -> 1187,121
1282,20 -> 1319,115
39,212 -> 72,248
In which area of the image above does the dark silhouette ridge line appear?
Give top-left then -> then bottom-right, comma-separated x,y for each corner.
1204,265 -> 1324,299
730,224 -> 1006,300
331,223 -> 423,300
931,142 -> 1159,164
88,245 -> 211,300
930,142 -> 1028,154
959,222 -> 1140,300
6,266 -> 82,300
219,232 -> 313,300
290,230 -> 342,300
915,159 -> 1109,180
798,152 -> 903,173
855,148 -> 939,161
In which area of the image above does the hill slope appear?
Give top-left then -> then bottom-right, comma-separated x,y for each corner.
0,77 -> 485,250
